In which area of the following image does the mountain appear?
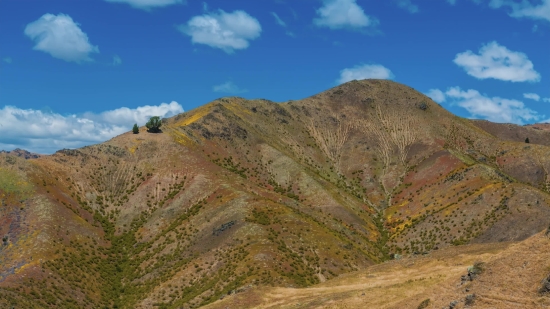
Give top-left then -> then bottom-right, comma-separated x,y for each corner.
1,79 -> 550,308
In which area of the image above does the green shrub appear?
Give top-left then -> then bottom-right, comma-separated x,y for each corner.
146,116 -> 162,133
417,298 -> 430,309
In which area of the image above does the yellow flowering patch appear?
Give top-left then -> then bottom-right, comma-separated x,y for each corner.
0,168 -> 33,198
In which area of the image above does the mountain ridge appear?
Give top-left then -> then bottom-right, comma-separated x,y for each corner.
1,79 -> 550,308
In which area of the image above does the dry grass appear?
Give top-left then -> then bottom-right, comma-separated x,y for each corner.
205,233 -> 550,309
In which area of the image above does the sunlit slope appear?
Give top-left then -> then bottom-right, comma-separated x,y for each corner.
204,231 -> 550,309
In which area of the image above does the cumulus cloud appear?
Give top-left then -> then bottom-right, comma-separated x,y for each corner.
0,102 -> 183,154
523,93 -> 541,101
112,55 -> 122,66
24,13 -> 99,63
337,64 -> 393,84
212,81 -> 248,94
395,0 -> 419,13
489,0 -> 550,22
314,0 -> 378,30
104,0 -> 184,10
453,41 -> 540,82
544,97 -> 550,103
178,10 -> 261,53
445,87 -> 539,124
426,89 -> 446,103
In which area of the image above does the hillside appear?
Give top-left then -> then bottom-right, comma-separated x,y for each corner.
1,79 -> 550,308
203,231 -> 550,309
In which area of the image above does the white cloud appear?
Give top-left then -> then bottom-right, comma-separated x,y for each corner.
447,0 -> 457,5
543,97 -> 550,103
2,57 -> 12,64
453,41 -> 540,82
104,0 -> 184,10
0,102 -> 183,154
489,0 -> 550,22
445,86 -> 539,124
24,13 -> 99,63
113,55 -> 122,66
426,89 -> 446,103
523,93 -> 541,101
271,12 -> 287,27
395,0 -> 419,13
178,10 -> 261,54
314,0 -> 378,30
337,64 -> 393,84
212,81 -> 248,94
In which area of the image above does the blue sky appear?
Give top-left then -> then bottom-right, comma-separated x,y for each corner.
0,0 -> 548,153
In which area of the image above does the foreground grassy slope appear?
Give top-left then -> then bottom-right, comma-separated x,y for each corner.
1,79 -> 550,308
204,231 -> 550,309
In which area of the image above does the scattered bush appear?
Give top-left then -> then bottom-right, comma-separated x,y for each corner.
418,102 -> 428,111
417,298 -> 430,309
539,274 -> 550,295
470,261 -> 485,275
465,294 -> 476,306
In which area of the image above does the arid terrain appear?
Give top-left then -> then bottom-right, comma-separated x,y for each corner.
1,79 -> 550,308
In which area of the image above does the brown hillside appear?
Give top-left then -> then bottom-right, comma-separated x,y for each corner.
1,79 -> 550,308
204,231 -> 550,309
472,120 -> 550,146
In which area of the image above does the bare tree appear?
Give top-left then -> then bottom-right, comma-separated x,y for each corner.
306,115 -> 352,171
357,104 -> 419,208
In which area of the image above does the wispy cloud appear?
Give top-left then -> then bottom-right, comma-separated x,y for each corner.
395,0 -> 419,13
314,0 -> 379,30
112,55 -> 122,66
0,102 -> 183,154
453,41 -> 540,82
24,13 -> 99,63
2,57 -> 12,64
178,10 -> 262,54
337,64 -> 393,84
104,0 -> 184,10
271,12 -> 287,27
212,81 -> 248,94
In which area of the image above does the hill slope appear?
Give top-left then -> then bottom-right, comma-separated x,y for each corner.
1,79 -> 550,308
203,231 -> 550,309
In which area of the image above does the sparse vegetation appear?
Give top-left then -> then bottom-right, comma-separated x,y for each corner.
3,80 -> 550,308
